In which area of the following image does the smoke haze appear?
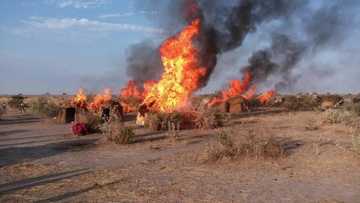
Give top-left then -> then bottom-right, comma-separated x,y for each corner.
126,0 -> 360,93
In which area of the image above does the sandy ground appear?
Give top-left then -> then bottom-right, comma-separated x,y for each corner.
0,109 -> 360,203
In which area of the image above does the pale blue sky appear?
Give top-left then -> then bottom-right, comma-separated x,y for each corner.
1,0 -> 360,95
0,0 -> 163,94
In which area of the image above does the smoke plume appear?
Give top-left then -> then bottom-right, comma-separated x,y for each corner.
126,0 -> 360,93
125,40 -> 162,85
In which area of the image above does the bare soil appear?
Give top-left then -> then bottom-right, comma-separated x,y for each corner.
0,109 -> 359,202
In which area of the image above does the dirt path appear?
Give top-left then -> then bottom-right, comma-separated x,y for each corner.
1,111 -> 360,202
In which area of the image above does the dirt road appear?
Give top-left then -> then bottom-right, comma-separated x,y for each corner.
1,111 -> 360,202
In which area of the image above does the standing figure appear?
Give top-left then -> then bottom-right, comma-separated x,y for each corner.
19,102 -> 26,113
110,102 -> 124,122
101,107 -> 110,122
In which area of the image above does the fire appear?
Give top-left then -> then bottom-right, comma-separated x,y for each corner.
89,89 -> 112,111
258,90 -> 276,104
208,71 -> 253,106
143,19 -> 206,112
207,70 -> 276,107
143,80 -> 156,98
242,86 -> 257,100
120,80 -> 143,99
119,80 -> 156,113
72,88 -> 87,109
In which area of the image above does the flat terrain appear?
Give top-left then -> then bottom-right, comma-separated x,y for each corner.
1,109 -> 360,202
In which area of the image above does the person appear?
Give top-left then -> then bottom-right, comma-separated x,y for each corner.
110,102 -> 124,122
19,102 -> 26,113
101,106 -> 110,122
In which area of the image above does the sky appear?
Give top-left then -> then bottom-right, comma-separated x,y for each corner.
1,0 -> 360,95
0,0 -> 162,94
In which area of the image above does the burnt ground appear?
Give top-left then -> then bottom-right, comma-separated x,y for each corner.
0,110 -> 360,202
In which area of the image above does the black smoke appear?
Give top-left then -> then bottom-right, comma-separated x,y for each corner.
241,34 -> 305,91
126,0 -> 360,92
125,40 -> 162,85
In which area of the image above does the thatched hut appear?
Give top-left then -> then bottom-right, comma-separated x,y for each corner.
56,107 -> 76,124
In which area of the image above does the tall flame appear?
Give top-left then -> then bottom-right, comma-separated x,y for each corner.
72,88 -> 87,109
143,19 -> 206,112
89,89 -> 112,111
120,80 -> 143,100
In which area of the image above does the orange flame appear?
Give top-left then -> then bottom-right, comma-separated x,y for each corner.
120,80 -> 143,99
208,71 -> 253,106
143,80 -> 156,98
143,19 -> 206,112
89,89 -> 112,111
258,90 -> 276,104
72,88 -> 87,109
119,80 -> 156,113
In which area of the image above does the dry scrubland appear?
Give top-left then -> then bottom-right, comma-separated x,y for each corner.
0,94 -> 360,202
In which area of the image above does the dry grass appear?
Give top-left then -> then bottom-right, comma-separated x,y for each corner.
206,130 -> 285,162
145,111 -> 197,131
194,110 -> 229,129
343,103 -> 360,116
322,109 -> 357,125
0,106 -> 5,119
30,97 -> 61,118
351,126 -> 360,155
105,122 -> 134,144
145,110 -> 229,131
75,110 -> 102,132
278,95 -> 320,111
305,119 -> 320,131
8,94 -> 27,110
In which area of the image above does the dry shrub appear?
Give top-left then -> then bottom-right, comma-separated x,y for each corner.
8,94 -> 26,110
206,130 -> 284,162
351,126 -> 360,155
75,110 -> 102,132
30,97 -> 60,118
145,111 -> 197,131
305,119 -> 320,131
195,110 -> 229,129
105,122 -> 134,144
145,113 -> 163,131
144,110 -> 228,131
86,116 -> 102,133
344,103 -> 360,116
322,109 -> 356,125
278,95 -> 320,111
0,106 -> 5,119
